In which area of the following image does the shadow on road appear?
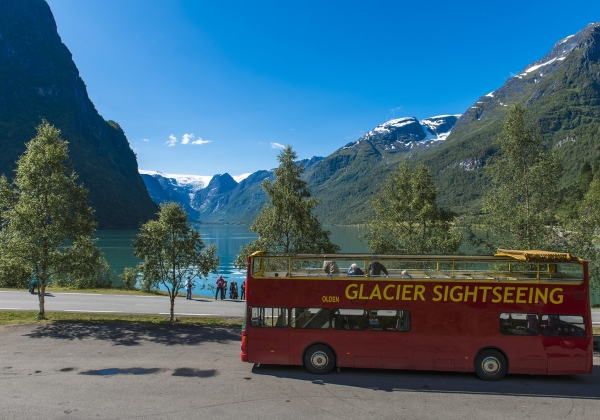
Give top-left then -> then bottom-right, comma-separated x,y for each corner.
251,363 -> 600,399
24,322 -> 241,347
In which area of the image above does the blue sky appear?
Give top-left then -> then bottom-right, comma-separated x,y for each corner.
46,0 -> 600,176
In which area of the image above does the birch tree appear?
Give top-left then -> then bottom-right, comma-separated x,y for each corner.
234,146 -> 339,269
134,202 -> 219,321
361,161 -> 462,254
0,121 -> 103,318
482,104 -> 560,250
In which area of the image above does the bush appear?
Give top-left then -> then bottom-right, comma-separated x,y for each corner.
0,259 -> 31,289
53,260 -> 114,289
119,267 -> 138,290
138,276 -> 157,293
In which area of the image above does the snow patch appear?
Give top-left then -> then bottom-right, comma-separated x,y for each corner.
557,34 -> 574,45
233,173 -> 252,182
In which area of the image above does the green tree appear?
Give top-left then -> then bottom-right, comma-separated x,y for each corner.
119,267 -> 138,290
482,104 -> 561,250
0,121 -> 103,317
559,176 -> 600,295
361,161 -> 462,254
234,146 -> 339,269
134,202 -> 219,321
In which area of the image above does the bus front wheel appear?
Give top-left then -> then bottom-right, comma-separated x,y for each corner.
475,349 -> 507,381
304,344 -> 335,375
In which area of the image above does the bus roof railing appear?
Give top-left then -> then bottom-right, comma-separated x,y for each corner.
249,250 -> 584,264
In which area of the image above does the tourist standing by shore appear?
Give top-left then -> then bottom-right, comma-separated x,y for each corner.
215,275 -> 224,300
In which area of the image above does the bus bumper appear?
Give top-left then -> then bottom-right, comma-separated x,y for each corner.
240,351 -> 248,362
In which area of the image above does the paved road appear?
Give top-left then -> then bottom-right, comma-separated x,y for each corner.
0,290 -> 246,317
1,322 -> 599,420
1,290 -> 599,323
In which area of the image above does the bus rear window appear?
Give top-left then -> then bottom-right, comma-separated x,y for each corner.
290,308 -> 330,329
541,315 -> 586,337
250,307 -> 287,328
499,313 -> 539,336
332,309 -> 368,330
369,309 -> 411,332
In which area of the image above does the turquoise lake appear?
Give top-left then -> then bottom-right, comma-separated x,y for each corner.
96,226 -> 599,304
96,225 -> 370,297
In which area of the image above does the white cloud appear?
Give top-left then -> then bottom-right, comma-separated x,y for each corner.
389,106 -> 403,117
142,138 -> 149,142
165,134 -> 177,147
270,142 -> 285,149
181,133 -> 194,145
190,137 -> 211,145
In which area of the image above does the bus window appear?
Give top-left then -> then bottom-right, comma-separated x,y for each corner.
369,309 -> 411,332
331,309 -> 368,330
290,308 -> 330,329
499,313 -> 539,336
250,307 -> 287,328
251,257 -> 263,276
540,315 -> 586,337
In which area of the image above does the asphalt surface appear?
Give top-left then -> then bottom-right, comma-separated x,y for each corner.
1,290 -> 599,323
1,322 -> 599,420
0,290 -> 246,317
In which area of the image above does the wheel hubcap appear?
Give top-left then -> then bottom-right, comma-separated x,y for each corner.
482,356 -> 500,375
310,351 -> 329,369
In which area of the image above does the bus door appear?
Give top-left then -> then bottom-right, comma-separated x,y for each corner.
540,314 -> 589,374
499,312 -> 547,374
248,306 -> 289,364
329,309 -> 412,369
366,309 -> 412,370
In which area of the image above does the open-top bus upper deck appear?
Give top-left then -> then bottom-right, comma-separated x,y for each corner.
248,249 -> 586,284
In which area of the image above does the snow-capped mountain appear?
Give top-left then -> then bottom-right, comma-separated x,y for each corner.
341,115 -> 460,151
139,170 -> 253,220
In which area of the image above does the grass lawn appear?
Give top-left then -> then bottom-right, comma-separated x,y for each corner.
0,311 -> 242,327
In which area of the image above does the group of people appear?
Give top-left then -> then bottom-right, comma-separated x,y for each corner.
183,275 -> 246,300
215,275 -> 245,300
323,260 -> 411,278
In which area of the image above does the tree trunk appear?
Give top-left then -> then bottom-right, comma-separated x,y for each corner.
169,293 -> 176,322
38,279 -> 45,318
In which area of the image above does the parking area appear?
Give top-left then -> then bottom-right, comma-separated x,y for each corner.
1,322 -> 599,420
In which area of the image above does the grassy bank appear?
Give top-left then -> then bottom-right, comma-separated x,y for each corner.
0,311 -> 243,327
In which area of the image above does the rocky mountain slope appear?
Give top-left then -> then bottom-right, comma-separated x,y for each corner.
0,0 -> 158,228
419,22 -> 600,213
141,115 -> 458,224
142,23 -> 600,225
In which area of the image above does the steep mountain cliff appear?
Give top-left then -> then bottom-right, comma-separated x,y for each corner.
0,0 -> 157,228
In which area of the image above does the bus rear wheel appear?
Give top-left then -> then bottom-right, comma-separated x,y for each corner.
304,344 -> 335,375
475,349 -> 507,381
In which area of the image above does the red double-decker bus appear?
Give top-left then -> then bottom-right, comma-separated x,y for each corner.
240,250 -> 594,380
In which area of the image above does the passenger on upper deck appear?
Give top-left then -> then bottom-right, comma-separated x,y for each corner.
347,264 -> 365,276
369,261 -> 388,276
323,260 -> 339,275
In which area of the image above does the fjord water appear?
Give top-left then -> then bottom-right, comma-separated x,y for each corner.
96,225 -> 369,297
